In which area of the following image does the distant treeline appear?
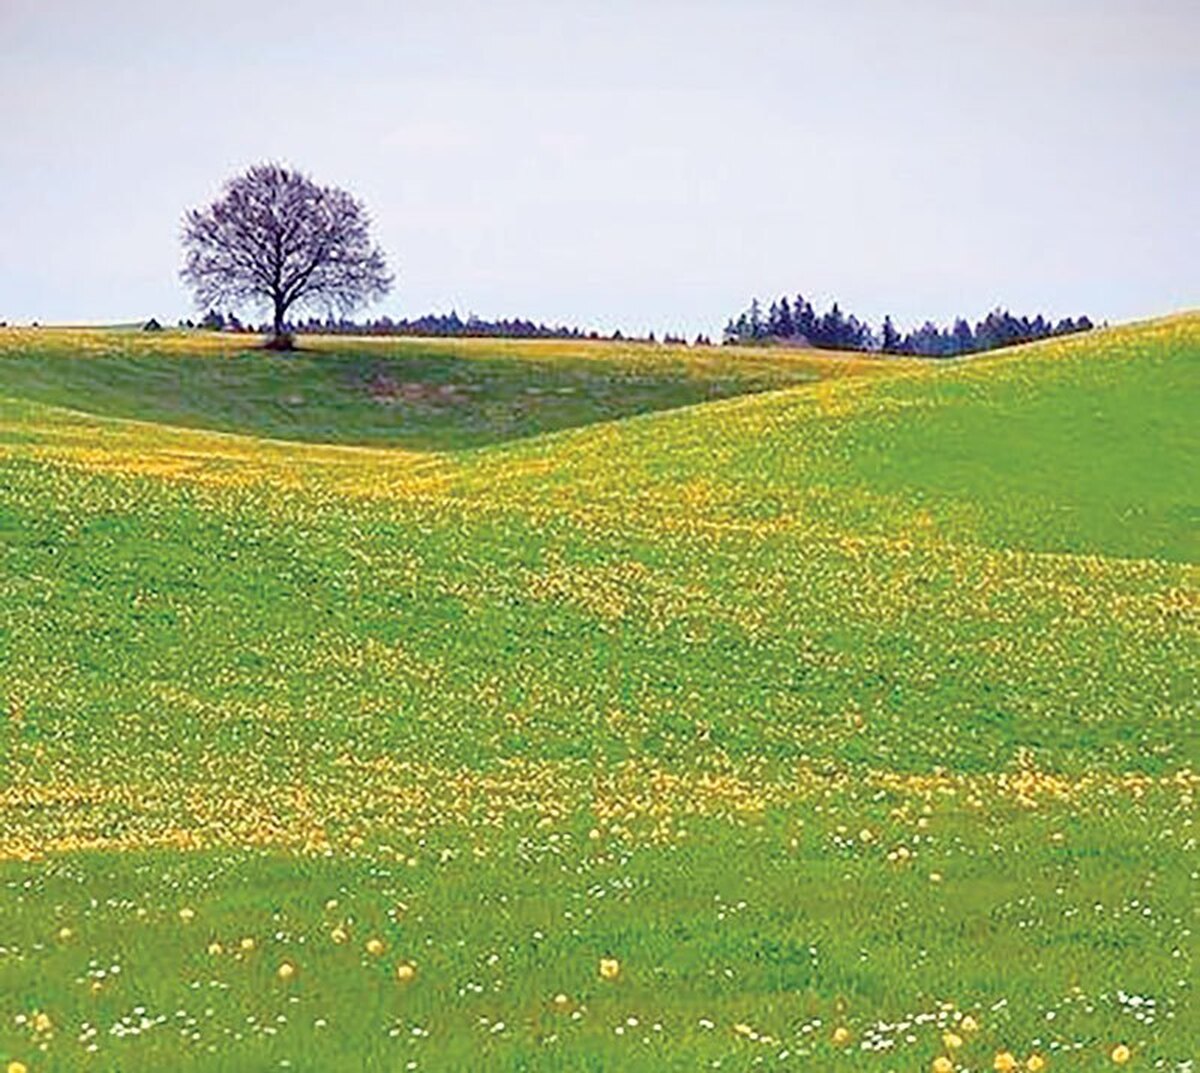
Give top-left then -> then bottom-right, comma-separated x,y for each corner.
186,310 -> 710,345
173,299 -> 1096,356
723,295 -> 1095,356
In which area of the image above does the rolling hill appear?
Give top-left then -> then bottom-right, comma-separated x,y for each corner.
0,315 -> 1195,1072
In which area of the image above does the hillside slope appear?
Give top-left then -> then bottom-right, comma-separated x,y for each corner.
0,315 -> 1195,1071
0,316 -> 1195,771
0,327 -> 899,450
450,313 -> 1199,561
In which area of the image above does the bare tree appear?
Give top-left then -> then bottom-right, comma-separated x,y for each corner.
181,163 -> 392,348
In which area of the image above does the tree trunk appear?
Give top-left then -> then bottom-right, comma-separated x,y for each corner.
269,295 -> 293,350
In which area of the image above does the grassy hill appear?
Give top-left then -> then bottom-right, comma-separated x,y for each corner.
0,316 -> 1196,1071
0,328 -> 897,450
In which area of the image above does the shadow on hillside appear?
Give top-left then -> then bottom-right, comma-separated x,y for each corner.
0,344 -> 819,452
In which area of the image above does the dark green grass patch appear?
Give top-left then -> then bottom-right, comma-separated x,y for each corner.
0,334 -> 826,451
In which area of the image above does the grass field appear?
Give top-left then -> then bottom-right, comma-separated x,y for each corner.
0,318 -> 1196,1071
0,329 -> 898,451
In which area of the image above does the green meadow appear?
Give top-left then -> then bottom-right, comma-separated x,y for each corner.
0,317 -> 1196,1072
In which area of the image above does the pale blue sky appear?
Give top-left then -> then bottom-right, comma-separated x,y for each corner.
1,0 -> 1196,336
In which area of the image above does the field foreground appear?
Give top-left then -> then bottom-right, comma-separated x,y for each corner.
0,319 -> 1196,1071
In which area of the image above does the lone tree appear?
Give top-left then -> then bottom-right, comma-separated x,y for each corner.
181,163 -> 392,348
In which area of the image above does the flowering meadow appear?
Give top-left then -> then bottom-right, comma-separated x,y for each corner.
0,317 -> 1195,1071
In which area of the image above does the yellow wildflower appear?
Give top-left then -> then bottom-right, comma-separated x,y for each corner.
598,956 -> 620,981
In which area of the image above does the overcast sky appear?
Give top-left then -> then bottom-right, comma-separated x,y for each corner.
1,0 -> 1196,336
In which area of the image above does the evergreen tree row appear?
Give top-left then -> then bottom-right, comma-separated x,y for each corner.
723,294 -> 1094,356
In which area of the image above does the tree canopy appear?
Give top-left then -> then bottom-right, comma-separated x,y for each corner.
181,163 -> 392,347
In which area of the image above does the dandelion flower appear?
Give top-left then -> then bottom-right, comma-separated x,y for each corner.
325,899 -> 339,910
57,927 -> 72,941
207,941 -> 223,956
943,1031 -> 963,1050
179,907 -> 195,923
32,1012 -> 51,1033
395,962 -> 416,983
1027,1055 -> 1046,1072
961,1015 -> 979,1033
930,872 -> 944,883
553,993 -> 570,1007
331,926 -> 348,945
995,1052 -> 1018,1072
240,937 -> 255,951
1111,1044 -> 1130,1065
8,1062 -> 28,1073
365,938 -> 385,956
277,961 -> 296,981
598,957 -> 620,981
832,1026 -> 851,1046
933,1058 -> 955,1073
